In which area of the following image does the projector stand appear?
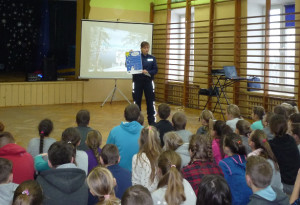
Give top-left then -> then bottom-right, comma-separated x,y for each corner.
101,79 -> 131,107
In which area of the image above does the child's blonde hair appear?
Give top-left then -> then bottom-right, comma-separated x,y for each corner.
86,130 -> 102,165
87,167 -> 119,205
200,110 -> 214,124
226,104 -> 241,118
157,150 -> 186,205
163,131 -> 183,151
138,126 -> 162,183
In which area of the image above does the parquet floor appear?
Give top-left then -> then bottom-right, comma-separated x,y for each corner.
0,101 -> 203,149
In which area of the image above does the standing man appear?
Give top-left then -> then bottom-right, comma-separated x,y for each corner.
132,41 -> 158,125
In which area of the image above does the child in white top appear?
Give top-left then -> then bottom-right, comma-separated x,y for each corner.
151,150 -> 196,205
226,104 -> 241,131
132,126 -> 162,192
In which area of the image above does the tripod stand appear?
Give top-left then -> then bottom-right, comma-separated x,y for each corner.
101,79 -> 131,107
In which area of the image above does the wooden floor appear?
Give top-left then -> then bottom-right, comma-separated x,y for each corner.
0,101 -> 203,149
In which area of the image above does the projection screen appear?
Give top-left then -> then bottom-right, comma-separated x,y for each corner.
80,20 -> 153,79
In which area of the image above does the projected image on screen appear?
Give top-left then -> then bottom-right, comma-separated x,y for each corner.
80,20 -> 153,79
89,27 -> 147,73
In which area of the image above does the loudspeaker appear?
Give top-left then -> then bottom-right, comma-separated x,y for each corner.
42,57 -> 57,81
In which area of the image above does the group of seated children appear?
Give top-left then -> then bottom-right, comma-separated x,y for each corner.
0,101 -> 300,205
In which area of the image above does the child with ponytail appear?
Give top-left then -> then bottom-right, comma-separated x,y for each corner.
152,150 -> 196,205
182,134 -> 223,194
235,120 -> 252,154
219,133 -> 252,205
132,126 -> 162,192
211,120 -> 233,164
27,119 -> 56,159
248,130 -> 283,190
12,180 -> 43,205
87,167 -> 120,205
196,109 -> 214,135
85,130 -> 102,173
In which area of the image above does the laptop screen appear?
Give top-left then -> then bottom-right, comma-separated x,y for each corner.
223,66 -> 238,78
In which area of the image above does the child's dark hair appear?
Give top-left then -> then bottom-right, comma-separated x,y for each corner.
121,185 -> 153,205
124,104 -> 140,122
86,130 -> 102,165
61,127 -> 81,147
48,141 -> 75,168
236,120 -> 251,138
196,175 -> 231,205
253,106 -> 265,120
157,150 -> 186,205
292,123 -> 300,138
213,120 -> 233,158
12,180 -> 43,205
76,109 -> 90,127
189,134 -> 213,164
223,133 -> 246,156
100,144 -> 119,165
246,156 -> 273,188
137,113 -> 144,126
269,114 -> 287,137
0,131 -> 15,148
0,157 -> 12,183
38,119 -> 53,154
172,112 -> 187,130
264,112 -> 275,126
289,113 -> 300,123
250,130 -> 279,170
158,103 -> 171,120
273,105 -> 288,119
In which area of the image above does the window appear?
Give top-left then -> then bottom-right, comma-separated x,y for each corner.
168,8 -> 194,82
268,5 -> 295,94
247,3 -> 295,96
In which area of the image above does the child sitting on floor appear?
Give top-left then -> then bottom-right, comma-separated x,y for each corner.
12,180 -> 43,205
226,104 -> 242,131
152,150 -> 196,205
235,119 -> 252,154
0,158 -> 18,205
132,126 -> 162,192
211,120 -> 233,164
172,112 -> 193,143
269,114 -> 300,194
121,185 -> 153,205
246,156 -> 289,205
248,130 -> 283,190
87,166 -> 120,205
219,133 -> 252,205
196,175 -> 231,205
182,134 -> 223,194
251,106 -> 265,130
85,130 -> 102,173
154,103 -> 174,146
196,109 -> 214,135
100,144 -> 131,199
163,131 -> 190,168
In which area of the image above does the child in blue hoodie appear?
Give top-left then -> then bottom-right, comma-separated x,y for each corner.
246,156 -> 289,205
219,133 -> 252,205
